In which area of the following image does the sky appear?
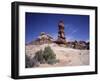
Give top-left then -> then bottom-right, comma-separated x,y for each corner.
25,12 -> 89,43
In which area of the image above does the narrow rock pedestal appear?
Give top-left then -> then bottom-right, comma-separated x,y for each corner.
56,20 -> 67,45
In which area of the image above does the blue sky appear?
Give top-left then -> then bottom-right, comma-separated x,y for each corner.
25,12 -> 89,43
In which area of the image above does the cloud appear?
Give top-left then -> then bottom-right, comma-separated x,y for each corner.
70,29 -> 77,35
65,24 -> 78,35
65,24 -> 78,41
51,33 -> 57,40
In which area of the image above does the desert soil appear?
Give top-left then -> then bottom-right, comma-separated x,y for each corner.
26,43 -> 89,67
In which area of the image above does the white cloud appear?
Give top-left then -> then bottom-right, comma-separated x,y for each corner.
51,33 -> 57,40
71,30 -> 77,34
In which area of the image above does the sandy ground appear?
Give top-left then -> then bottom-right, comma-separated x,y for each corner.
26,43 -> 89,67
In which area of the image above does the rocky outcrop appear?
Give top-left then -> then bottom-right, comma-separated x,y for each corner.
27,20 -> 89,50
56,20 -> 67,44
28,32 -> 53,45
67,41 -> 89,50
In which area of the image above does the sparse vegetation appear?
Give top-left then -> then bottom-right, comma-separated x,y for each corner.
25,55 -> 33,68
34,49 -> 45,64
34,46 -> 58,65
47,59 -> 59,65
43,46 -> 56,61
25,54 -> 39,68
26,46 -> 59,68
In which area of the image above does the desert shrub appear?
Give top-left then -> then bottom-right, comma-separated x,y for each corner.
31,46 -> 58,66
25,54 -> 40,68
34,50 -> 45,64
25,54 -> 33,68
47,59 -> 59,65
43,46 -> 56,64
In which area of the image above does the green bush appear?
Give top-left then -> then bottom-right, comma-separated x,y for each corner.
34,50 -> 45,64
25,54 -> 33,68
43,46 -> 56,64
33,46 -> 58,65
47,59 -> 59,65
25,54 -> 40,68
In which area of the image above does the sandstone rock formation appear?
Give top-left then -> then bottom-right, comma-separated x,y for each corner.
27,20 -> 89,50
55,20 -> 67,44
29,32 -> 53,45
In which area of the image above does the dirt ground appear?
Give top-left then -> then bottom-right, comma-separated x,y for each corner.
26,43 -> 89,67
